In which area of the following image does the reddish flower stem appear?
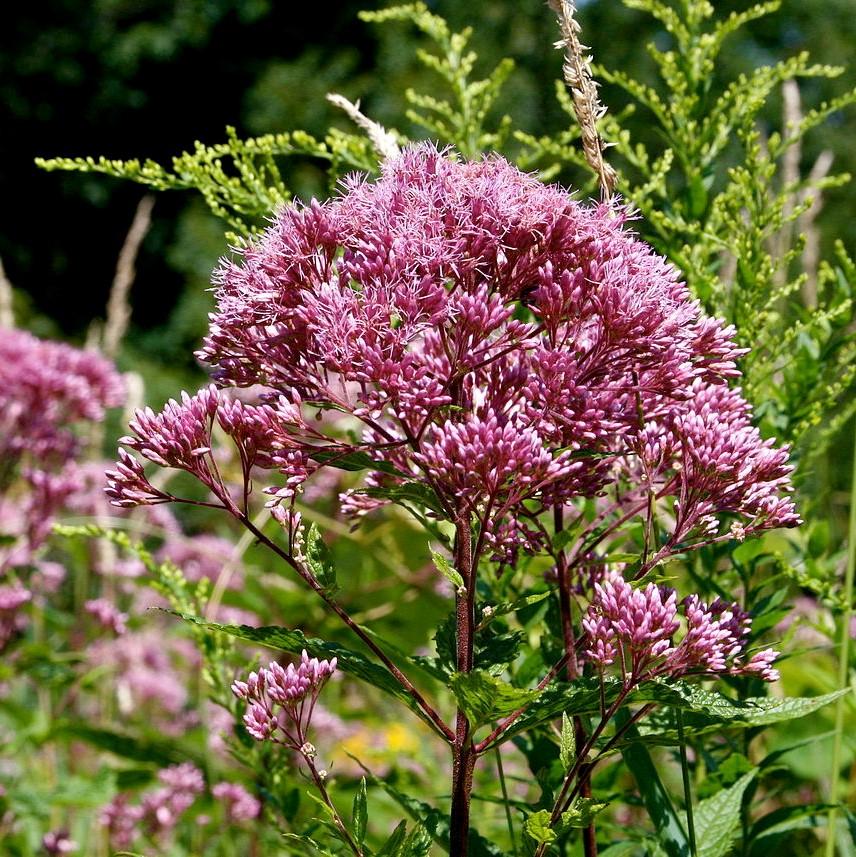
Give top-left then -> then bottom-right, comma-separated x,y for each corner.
450,514 -> 476,857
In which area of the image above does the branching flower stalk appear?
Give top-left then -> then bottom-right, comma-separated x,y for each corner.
106,145 -> 797,855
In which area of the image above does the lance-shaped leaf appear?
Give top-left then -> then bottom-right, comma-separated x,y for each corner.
304,523 -> 337,592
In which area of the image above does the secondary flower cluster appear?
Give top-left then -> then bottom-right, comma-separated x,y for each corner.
0,329 -> 123,472
582,572 -> 779,684
0,329 -> 123,651
101,763 -> 205,848
232,650 -> 338,748
106,145 -> 797,573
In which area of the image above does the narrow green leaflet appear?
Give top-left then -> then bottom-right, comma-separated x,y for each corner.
561,798 -> 609,829
431,549 -> 464,590
359,481 -> 448,517
448,670 -> 541,727
491,591 -> 551,618
377,820 -> 409,857
748,803 -> 837,854
49,721 -> 202,768
307,448 -> 406,476
305,524 -> 337,592
402,823 -> 434,857
694,770 -> 757,857
619,715 -> 689,857
352,777 -> 368,848
559,711 -> 575,771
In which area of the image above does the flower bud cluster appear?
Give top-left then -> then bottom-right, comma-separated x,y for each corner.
583,573 -> 779,684
231,650 -> 337,748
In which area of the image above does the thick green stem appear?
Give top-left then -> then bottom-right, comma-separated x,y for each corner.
825,424 -> 856,856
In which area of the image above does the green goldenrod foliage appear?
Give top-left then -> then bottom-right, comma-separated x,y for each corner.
360,3 -> 514,157
38,0 -> 856,471
36,126 -> 377,237
520,0 -> 856,470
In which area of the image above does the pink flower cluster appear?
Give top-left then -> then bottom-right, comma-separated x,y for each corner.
87,630 -> 200,730
0,330 -> 122,649
41,830 -> 78,855
84,598 -> 128,635
582,573 -> 779,684
0,329 -> 123,470
232,650 -> 337,747
211,781 -> 262,822
100,763 -> 204,848
105,145 -> 796,568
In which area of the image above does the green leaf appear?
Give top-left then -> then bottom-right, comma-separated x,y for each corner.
377,820 -> 409,857
491,591 -> 551,618
599,844 -> 640,857
561,797 -> 609,828
694,770 -> 757,857
431,549 -> 463,590
748,803 -> 837,852
403,822 -> 434,857
307,448 -> 405,476
48,721 -> 201,768
174,614 -> 442,734
523,809 -> 557,845
559,712 -> 575,771
449,670 -> 541,727
634,686 -> 849,741
305,524 -> 337,592
619,714 -> 689,857
352,777 -> 368,847
482,678 -> 613,746
360,481 -> 448,516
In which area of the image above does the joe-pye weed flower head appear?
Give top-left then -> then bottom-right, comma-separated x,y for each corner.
107,145 -> 797,566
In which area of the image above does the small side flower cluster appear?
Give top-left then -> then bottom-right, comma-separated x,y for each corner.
41,830 -> 78,855
100,763 -> 204,849
583,573 -> 779,685
84,598 -> 128,635
231,650 -> 337,750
